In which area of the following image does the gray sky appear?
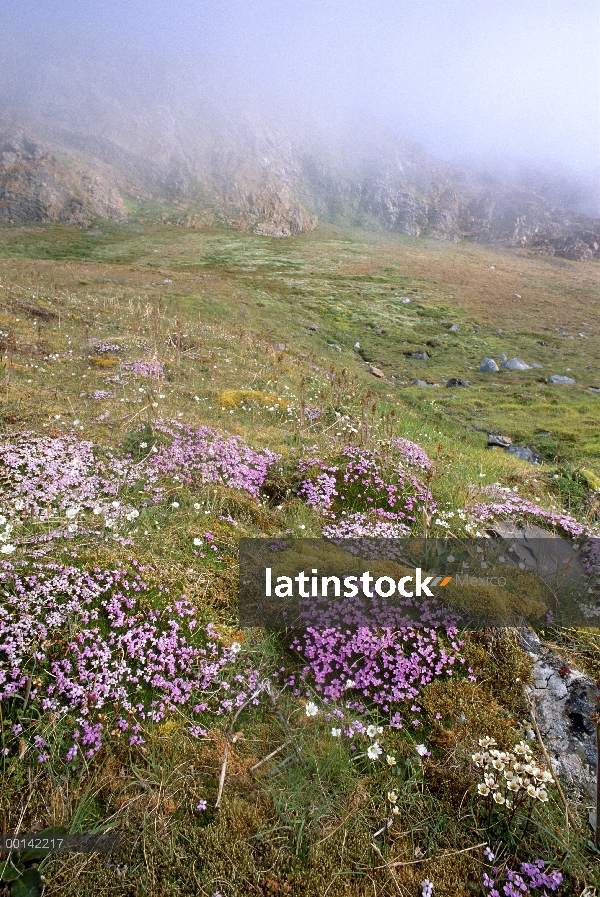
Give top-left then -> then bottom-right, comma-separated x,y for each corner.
1,0 -> 599,172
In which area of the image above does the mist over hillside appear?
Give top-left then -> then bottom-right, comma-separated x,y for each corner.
0,34 -> 598,257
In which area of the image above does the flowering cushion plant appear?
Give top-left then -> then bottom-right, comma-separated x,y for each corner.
297,439 -> 436,538
0,561 -> 260,765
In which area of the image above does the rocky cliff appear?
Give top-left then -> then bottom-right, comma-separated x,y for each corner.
0,133 -> 128,225
0,117 -> 598,259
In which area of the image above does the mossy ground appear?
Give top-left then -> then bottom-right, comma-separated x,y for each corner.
0,219 -> 598,896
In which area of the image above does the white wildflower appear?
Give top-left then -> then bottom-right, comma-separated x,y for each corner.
367,742 -> 383,761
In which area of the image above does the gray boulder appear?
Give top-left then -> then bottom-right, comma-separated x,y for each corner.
479,357 -> 499,372
502,358 -> 531,371
446,377 -> 469,388
506,445 -> 542,464
549,375 -> 575,385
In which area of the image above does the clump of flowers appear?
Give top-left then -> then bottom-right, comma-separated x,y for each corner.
472,736 -> 554,822
149,421 -> 280,499
296,440 -> 435,534
482,860 -> 562,896
470,485 -> 595,539
289,624 -> 470,721
121,359 -> 165,379
0,434 -> 144,544
0,562 -> 260,764
322,510 -> 411,539
89,340 -> 122,355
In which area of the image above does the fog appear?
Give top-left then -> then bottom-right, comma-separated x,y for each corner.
0,0 -> 598,176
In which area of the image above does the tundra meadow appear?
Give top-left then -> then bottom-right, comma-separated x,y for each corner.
0,220 -> 599,896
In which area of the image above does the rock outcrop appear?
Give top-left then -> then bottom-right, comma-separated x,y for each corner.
0,133 -> 128,225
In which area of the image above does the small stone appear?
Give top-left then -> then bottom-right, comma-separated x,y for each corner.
587,387 -> 600,394
514,293 -> 521,298
368,365 -> 386,379
506,445 -> 542,464
489,265 -> 496,269
502,358 -> 531,371
488,433 -> 512,447
530,363 -> 543,369
309,323 -> 318,331
354,341 -> 360,349
408,352 -> 429,360
498,353 -> 508,363
549,375 -> 575,385
449,324 -> 459,333
401,298 -> 411,303
329,343 -> 342,352
446,378 -> 469,388
275,344 -> 286,352
411,379 -> 429,387
479,357 -> 499,372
